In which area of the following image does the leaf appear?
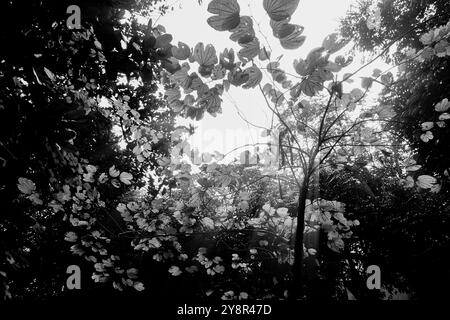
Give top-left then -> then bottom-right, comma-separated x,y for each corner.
207,0 -> 240,31
406,164 -> 421,172
170,69 -> 191,89
276,207 -> 289,217
171,42 -> 191,60
238,38 -> 260,62
229,16 -> 254,42
207,15 -> 240,32
372,68 -> 382,78
270,17 -> 290,37
416,175 -> 437,189
119,172 -> 133,185
261,129 -> 271,137
193,43 -> 218,66
242,65 -> 262,88
201,217 -> 215,229
108,166 -> 120,178
155,34 -> 173,49
17,177 -> 36,195
293,59 -> 308,76
165,87 -> 181,103
157,157 -> 171,166
263,0 -> 300,21
361,77 -> 373,90
350,88 -> 364,100
420,131 -> 433,142
300,74 -> 322,97
219,48 -> 235,70
346,288 -> 357,300
133,282 -> 145,291
44,67 -> 55,81
168,265 -> 182,276
322,33 -> 348,53
375,105 -> 395,119
421,122 -> 434,131
380,72 -> 393,85
435,98 -> 450,112
342,73 -> 354,83
259,47 -> 271,61
280,25 -> 306,49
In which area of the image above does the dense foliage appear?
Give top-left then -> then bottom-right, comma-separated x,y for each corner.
0,0 -> 448,301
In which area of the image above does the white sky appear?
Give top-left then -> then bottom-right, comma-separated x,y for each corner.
155,0 -> 387,160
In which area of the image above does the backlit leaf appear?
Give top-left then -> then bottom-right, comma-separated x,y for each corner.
229,16 -> 254,42
238,38 -> 260,62
263,0 -> 300,21
207,0 -> 240,31
193,42 -> 218,66
280,25 -> 306,49
171,42 -> 191,60
243,65 -> 262,88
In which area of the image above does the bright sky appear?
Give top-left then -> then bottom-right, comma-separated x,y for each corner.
156,0 -> 387,160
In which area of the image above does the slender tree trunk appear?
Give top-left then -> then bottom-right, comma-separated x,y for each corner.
290,174 -> 310,300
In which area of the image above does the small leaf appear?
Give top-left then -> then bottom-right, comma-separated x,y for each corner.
361,77 -> 373,90
259,47 -> 271,61
202,217 -> 215,229
109,166 -> 120,178
43,67 -> 55,81
435,98 -> 450,112
242,65 -> 262,88
171,42 -> 191,60
420,131 -> 433,142
168,265 -> 182,276
119,172 -> 133,185
133,282 -> 145,291
17,177 -> 36,195
421,122 -> 434,131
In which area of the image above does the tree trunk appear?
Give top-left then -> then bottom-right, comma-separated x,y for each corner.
290,175 -> 310,300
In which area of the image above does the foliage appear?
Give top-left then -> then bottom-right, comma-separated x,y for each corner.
1,0 -> 448,301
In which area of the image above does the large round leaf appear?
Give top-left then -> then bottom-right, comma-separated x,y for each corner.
207,0 -> 240,31
263,0 -> 300,21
